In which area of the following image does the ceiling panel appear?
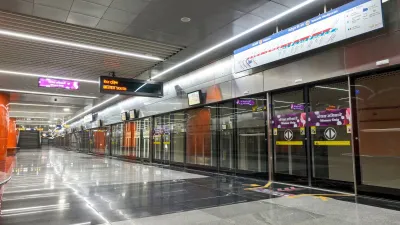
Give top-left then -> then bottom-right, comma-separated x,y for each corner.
84,0 -> 113,7
71,0 -> 108,18
0,0 -> 33,15
35,0 -> 73,11
96,19 -> 128,33
33,4 -> 69,22
66,12 -> 101,27
102,7 -> 137,24
250,1 -> 288,20
109,0 -> 150,14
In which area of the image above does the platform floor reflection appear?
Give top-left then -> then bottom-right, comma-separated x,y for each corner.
1,148 -> 400,225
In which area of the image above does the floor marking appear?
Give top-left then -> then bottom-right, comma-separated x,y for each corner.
287,193 -> 352,201
244,182 -> 271,191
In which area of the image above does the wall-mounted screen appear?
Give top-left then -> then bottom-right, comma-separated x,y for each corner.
188,91 -> 201,106
129,110 -> 136,120
234,0 -> 384,73
96,120 -> 102,127
38,77 -> 79,90
99,76 -> 163,97
121,112 -> 128,121
84,114 -> 93,123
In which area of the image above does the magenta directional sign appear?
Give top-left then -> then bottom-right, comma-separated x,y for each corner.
38,77 -> 79,90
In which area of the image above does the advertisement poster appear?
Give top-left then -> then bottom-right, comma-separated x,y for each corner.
233,0 -> 383,73
272,113 -> 306,128
308,108 -> 351,127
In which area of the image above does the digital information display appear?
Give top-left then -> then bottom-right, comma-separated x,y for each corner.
188,91 -> 201,106
99,76 -> 163,97
233,0 -> 383,73
38,77 -> 79,90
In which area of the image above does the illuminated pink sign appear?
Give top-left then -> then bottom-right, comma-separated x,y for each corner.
38,78 -> 79,90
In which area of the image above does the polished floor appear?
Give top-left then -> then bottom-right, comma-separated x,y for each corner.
0,148 -> 400,225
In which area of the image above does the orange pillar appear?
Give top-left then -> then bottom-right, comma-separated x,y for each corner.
0,93 -> 9,172
7,118 -> 16,148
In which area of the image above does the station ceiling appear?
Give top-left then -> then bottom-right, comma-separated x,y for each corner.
0,0 -> 349,127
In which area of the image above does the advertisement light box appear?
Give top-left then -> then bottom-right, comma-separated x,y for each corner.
233,0 -> 383,73
38,77 -> 79,90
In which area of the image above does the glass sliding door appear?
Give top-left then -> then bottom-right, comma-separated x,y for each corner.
219,101 -> 235,172
153,116 -> 163,161
171,113 -> 186,164
272,90 -> 308,184
152,115 -> 170,164
163,115 -> 171,163
141,118 -> 151,160
236,96 -> 267,179
186,107 -> 217,168
92,128 -> 107,155
309,82 -> 354,191
111,123 -> 123,157
354,71 -> 400,198
134,121 -> 141,159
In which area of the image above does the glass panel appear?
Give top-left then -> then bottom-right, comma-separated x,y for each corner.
122,122 -> 138,159
111,124 -> 123,156
153,116 -> 163,160
92,128 -> 107,155
236,96 -> 267,176
272,90 -> 307,182
309,82 -> 353,186
219,101 -> 234,171
186,107 -> 217,167
356,72 -> 400,190
134,121 -> 141,158
141,118 -> 151,159
171,113 -> 186,163
163,115 -> 171,162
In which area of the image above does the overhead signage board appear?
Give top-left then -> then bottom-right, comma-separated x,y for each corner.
233,0 -> 383,73
38,77 -> 79,90
99,76 -> 163,97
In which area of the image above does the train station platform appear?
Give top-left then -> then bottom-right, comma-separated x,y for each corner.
0,148 -> 399,225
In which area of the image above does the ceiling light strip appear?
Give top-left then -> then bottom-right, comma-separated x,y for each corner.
0,69 -> 98,84
10,111 -> 72,114
9,103 -> 80,108
64,95 -> 120,124
0,88 -> 97,99
0,29 -> 164,61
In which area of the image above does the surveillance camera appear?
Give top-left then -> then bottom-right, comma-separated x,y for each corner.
54,98 -> 58,102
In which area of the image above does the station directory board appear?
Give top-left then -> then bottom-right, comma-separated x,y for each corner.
234,0 -> 384,73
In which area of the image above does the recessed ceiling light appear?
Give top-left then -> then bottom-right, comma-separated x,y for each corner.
181,17 -> 191,22
0,29 -> 164,61
63,108 -> 70,112
53,118 -> 59,120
